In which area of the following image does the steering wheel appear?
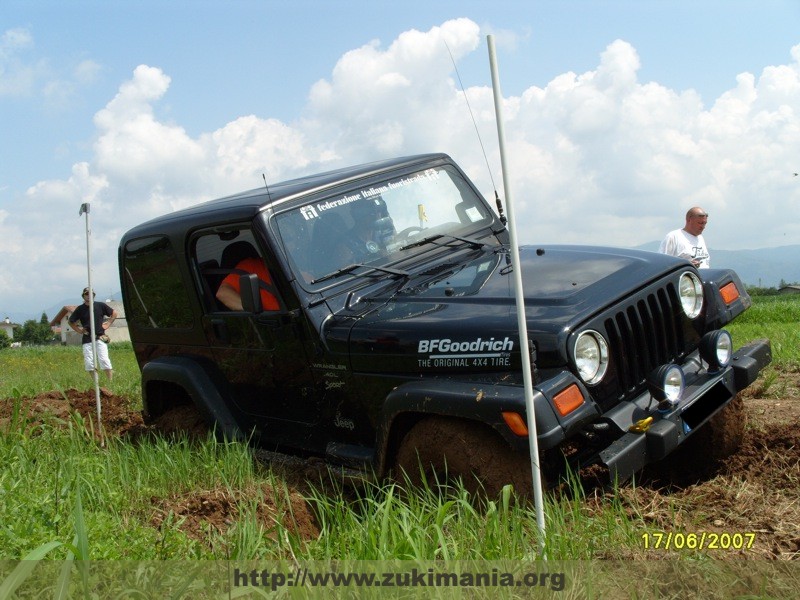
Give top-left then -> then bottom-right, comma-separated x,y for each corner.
396,226 -> 424,240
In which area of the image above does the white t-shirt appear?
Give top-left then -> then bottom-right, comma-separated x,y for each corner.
659,228 -> 710,268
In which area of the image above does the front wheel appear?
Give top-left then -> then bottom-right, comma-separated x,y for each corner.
394,416 -> 533,499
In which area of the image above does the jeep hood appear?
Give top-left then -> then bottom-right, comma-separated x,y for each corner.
339,245 -> 684,374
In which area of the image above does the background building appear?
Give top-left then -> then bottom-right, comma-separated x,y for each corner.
49,301 -> 129,345
1,316 -> 19,339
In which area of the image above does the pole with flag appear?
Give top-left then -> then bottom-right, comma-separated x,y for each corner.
486,34 -> 546,555
79,202 -> 104,445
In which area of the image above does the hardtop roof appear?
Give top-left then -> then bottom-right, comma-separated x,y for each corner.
121,153 -> 449,241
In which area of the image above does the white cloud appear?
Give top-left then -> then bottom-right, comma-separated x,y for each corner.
0,27 -> 39,96
2,21 -> 800,316
0,27 -> 33,53
93,66 -> 205,189
306,18 -> 482,157
205,115 -> 313,192
1,27 -> 101,107
73,59 -> 102,84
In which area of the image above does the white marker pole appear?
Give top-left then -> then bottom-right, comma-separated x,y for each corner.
487,35 -> 546,555
79,202 -> 103,444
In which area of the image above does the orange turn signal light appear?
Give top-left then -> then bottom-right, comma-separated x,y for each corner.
720,282 -> 740,305
502,411 -> 529,436
553,384 -> 585,416
502,385 -> 586,436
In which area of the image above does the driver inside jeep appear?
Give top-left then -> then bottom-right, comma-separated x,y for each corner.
343,198 -> 396,262
216,257 -> 280,311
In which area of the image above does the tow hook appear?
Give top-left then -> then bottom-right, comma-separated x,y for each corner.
629,416 -> 654,433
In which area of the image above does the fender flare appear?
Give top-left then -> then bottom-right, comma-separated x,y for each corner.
701,268 -> 751,329
142,356 -> 244,442
374,378 -> 569,474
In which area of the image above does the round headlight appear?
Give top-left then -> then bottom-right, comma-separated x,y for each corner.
574,330 -> 609,385
699,329 -> 733,371
679,272 -> 704,319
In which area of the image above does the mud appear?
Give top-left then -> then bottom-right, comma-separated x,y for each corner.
603,369 -> 800,560
150,484 -> 320,545
0,389 -> 317,544
2,367 -> 798,558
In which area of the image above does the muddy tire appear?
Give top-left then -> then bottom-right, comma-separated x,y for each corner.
394,416 -> 533,499
151,404 -> 210,439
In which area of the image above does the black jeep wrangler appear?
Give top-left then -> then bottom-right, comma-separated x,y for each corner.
119,153 -> 771,495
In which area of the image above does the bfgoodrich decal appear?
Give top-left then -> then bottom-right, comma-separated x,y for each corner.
417,336 -> 514,368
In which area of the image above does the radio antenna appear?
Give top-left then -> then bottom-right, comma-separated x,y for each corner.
262,173 -> 272,202
445,41 -> 506,225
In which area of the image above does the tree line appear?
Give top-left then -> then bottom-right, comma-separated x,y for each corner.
0,313 -> 54,349
746,280 -> 800,296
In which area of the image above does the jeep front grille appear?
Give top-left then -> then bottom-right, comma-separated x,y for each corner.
603,282 -> 691,395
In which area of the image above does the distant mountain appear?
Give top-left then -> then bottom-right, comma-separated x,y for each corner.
633,243 -> 800,288
44,297 -> 82,321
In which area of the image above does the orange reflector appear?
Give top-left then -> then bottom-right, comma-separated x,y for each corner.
502,411 -> 529,436
720,282 -> 740,305
553,384 -> 585,416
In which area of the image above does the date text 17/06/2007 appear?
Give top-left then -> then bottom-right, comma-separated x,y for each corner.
641,531 -> 756,551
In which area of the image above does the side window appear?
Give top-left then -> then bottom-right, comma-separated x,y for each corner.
122,236 -> 193,329
192,229 -> 282,313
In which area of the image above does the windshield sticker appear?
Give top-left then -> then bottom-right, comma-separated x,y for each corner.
417,336 -> 513,368
299,169 -> 442,220
465,206 -> 483,222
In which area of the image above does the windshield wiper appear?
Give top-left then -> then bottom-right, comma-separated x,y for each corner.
311,263 -> 409,284
399,233 -> 487,251
398,234 -> 444,250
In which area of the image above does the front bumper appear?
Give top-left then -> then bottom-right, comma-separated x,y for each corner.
598,338 -> 771,482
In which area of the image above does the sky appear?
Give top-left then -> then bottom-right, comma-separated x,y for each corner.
2,0 -> 799,321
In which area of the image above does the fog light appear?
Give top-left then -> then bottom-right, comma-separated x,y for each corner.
699,329 -> 733,371
647,364 -> 685,406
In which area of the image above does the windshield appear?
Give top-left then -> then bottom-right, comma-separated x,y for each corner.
273,164 -> 496,287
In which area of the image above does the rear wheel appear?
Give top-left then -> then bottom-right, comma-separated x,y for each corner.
151,404 -> 210,439
394,416 -> 533,499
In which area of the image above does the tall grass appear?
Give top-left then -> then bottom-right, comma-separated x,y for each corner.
0,368 -> 638,563
0,296 -> 796,566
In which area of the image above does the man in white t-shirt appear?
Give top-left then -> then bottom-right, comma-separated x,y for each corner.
659,207 -> 710,268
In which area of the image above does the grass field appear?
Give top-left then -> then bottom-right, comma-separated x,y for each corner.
1,296 -> 798,596
729,295 -> 800,365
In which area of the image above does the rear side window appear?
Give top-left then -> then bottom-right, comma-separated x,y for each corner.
122,235 -> 193,329
192,228 -> 283,313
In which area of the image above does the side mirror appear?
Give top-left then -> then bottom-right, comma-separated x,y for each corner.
239,273 -> 263,313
